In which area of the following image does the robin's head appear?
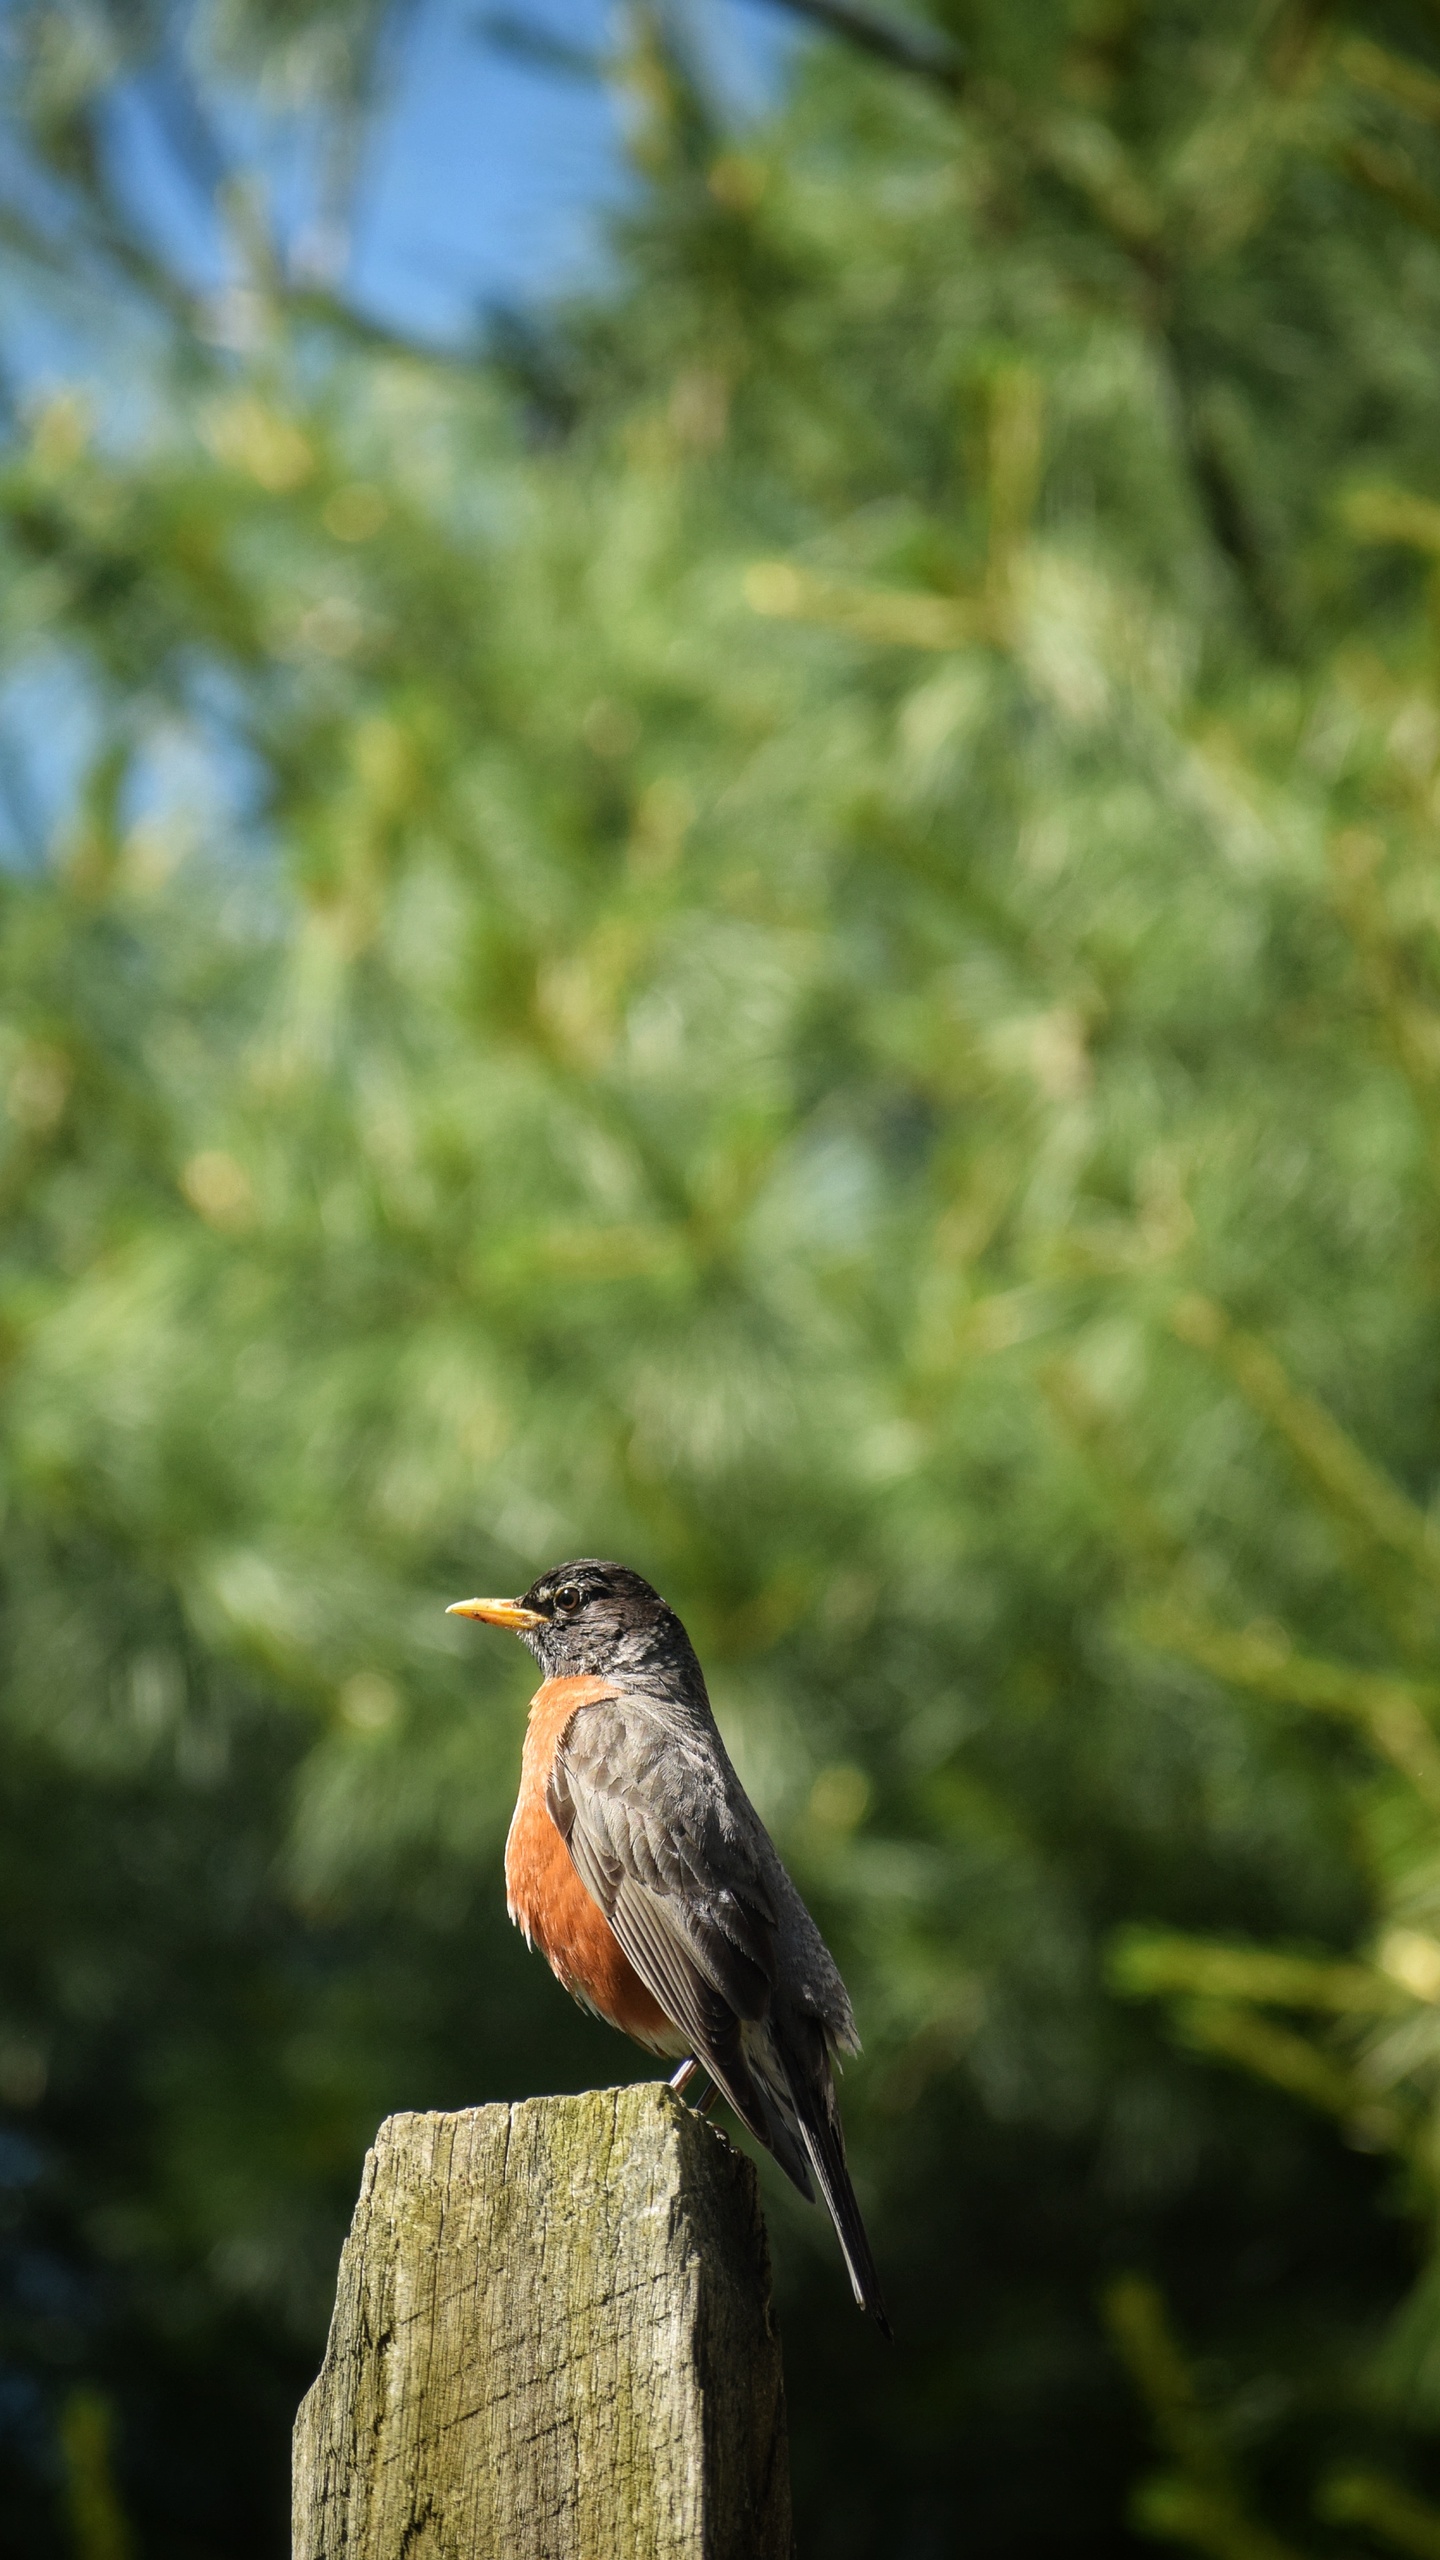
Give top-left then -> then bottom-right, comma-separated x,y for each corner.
447,1559 -> 702,1689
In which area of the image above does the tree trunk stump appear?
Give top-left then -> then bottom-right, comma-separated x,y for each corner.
292,2082 -> 792,2560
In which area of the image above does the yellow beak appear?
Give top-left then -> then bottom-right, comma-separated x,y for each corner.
446,1596 -> 546,1630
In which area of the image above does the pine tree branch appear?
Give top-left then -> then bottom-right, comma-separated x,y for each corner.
1321,2472 -> 1440,2560
1111,1933 -> 1398,2018
750,0 -> 965,95
1170,1295 -> 1440,1593
1131,1600 -> 1440,1809
1340,139 -> 1440,242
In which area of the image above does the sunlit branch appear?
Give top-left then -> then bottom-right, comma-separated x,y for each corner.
751,0 -> 965,93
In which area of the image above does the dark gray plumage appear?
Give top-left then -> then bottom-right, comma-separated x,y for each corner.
511,1559 -> 889,2333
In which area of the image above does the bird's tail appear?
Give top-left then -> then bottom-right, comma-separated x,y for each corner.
790,2073 -> 891,2338
747,2019 -> 891,2337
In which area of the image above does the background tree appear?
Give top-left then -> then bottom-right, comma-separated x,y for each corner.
5,3 -> 1440,2555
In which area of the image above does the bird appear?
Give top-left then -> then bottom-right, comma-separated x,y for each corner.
448,1557 -> 890,2334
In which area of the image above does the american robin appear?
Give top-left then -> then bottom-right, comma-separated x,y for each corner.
448,1559 -> 889,2333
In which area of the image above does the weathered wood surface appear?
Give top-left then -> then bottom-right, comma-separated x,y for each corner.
292,2083 -> 792,2560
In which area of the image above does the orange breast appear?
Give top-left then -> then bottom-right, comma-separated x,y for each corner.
504,1675 -> 680,2055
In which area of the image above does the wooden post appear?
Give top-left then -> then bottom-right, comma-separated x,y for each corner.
292,2082 -> 792,2560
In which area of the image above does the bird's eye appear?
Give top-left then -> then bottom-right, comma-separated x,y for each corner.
555,1584 -> 582,1614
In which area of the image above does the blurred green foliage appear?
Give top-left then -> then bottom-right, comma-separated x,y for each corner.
7,0 -> 1440,2552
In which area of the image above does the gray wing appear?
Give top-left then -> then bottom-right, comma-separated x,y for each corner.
546,1691 -> 810,2179
550,1687 -> 890,2327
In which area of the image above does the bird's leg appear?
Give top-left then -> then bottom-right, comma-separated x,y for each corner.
669,2057 -> 720,2113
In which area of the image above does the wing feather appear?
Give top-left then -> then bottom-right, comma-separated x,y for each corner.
548,1699 -> 797,2160
545,1684 -> 887,2328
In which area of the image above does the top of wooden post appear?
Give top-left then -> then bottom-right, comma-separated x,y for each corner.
293,2082 -> 792,2560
